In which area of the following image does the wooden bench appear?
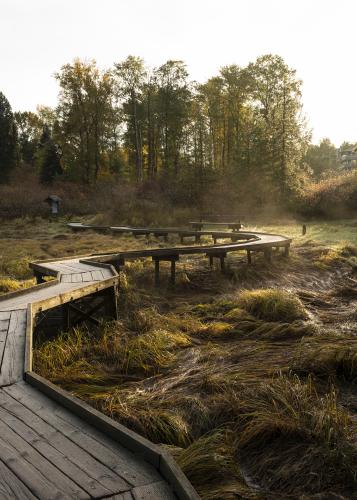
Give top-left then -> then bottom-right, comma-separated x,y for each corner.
189,221 -> 242,232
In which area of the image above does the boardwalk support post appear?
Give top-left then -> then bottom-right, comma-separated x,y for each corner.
34,271 -> 45,284
154,259 -> 160,286
247,250 -> 252,264
284,244 -> 290,257
170,260 -> 176,284
220,255 -> 225,271
206,252 -> 227,272
153,256 -> 179,286
112,257 -> 125,272
264,248 -> 272,262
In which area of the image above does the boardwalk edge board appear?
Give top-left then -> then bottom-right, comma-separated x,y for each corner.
24,372 -> 200,500
0,223 -> 292,499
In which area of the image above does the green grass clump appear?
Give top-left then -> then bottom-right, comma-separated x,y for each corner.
197,316 -> 316,341
236,375 -> 357,495
0,278 -> 21,294
103,390 -> 191,447
0,257 -> 33,279
175,430 -> 257,499
0,277 -> 36,295
34,328 -> 90,377
293,342 -> 357,382
197,321 -> 235,338
121,329 -> 191,374
192,299 -> 237,319
34,322 -> 192,384
340,244 -> 357,258
236,288 -> 308,322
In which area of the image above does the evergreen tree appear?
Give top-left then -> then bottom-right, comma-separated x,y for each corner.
0,92 -> 17,182
37,125 -> 63,184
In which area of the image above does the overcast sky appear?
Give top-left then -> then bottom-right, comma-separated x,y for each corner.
1,0 -> 355,145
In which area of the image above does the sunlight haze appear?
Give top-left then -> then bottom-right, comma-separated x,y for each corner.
1,0 -> 356,145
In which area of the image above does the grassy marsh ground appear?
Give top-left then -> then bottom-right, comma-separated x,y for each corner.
1,216 -> 357,498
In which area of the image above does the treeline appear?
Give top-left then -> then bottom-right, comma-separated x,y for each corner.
0,54 -> 351,208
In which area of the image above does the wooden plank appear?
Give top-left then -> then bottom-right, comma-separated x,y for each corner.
0,457 -> 38,500
0,312 -> 11,321
0,342 -> 5,371
0,397 -> 130,494
0,319 -> 10,330
132,481 -> 177,500
31,277 -> 118,313
105,493 -> 134,500
0,309 -> 27,386
0,280 -> 59,305
24,303 -> 33,374
0,396 -> 114,498
159,451 -> 200,500
51,262 -> 96,273
70,273 -> 84,283
0,421 -> 89,499
91,270 -> 105,281
81,272 -> 97,282
4,382 -> 161,487
60,274 -> 73,283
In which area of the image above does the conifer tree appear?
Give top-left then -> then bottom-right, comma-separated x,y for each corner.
37,125 -> 63,184
0,92 -> 17,182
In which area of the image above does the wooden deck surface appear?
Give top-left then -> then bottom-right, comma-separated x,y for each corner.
0,255 -> 194,499
0,381 -> 171,500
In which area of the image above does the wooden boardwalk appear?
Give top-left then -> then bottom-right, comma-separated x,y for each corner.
67,224 -> 291,285
0,256 -> 199,499
0,224 -> 292,499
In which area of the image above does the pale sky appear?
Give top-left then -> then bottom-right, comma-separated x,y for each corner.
1,0 -> 356,145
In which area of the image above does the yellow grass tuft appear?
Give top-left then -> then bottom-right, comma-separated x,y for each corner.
236,288 -> 308,322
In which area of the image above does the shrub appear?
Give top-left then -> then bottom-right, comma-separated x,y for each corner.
297,171 -> 357,218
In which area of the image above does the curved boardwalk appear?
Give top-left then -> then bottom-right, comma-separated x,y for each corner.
0,224 -> 291,499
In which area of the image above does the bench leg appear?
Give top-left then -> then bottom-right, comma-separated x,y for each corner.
284,244 -> 290,257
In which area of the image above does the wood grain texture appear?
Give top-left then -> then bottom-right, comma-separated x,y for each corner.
0,392 -> 115,497
3,382 -> 161,488
0,458 -> 38,500
0,309 -> 27,386
132,481 -> 177,500
0,422 -> 89,499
